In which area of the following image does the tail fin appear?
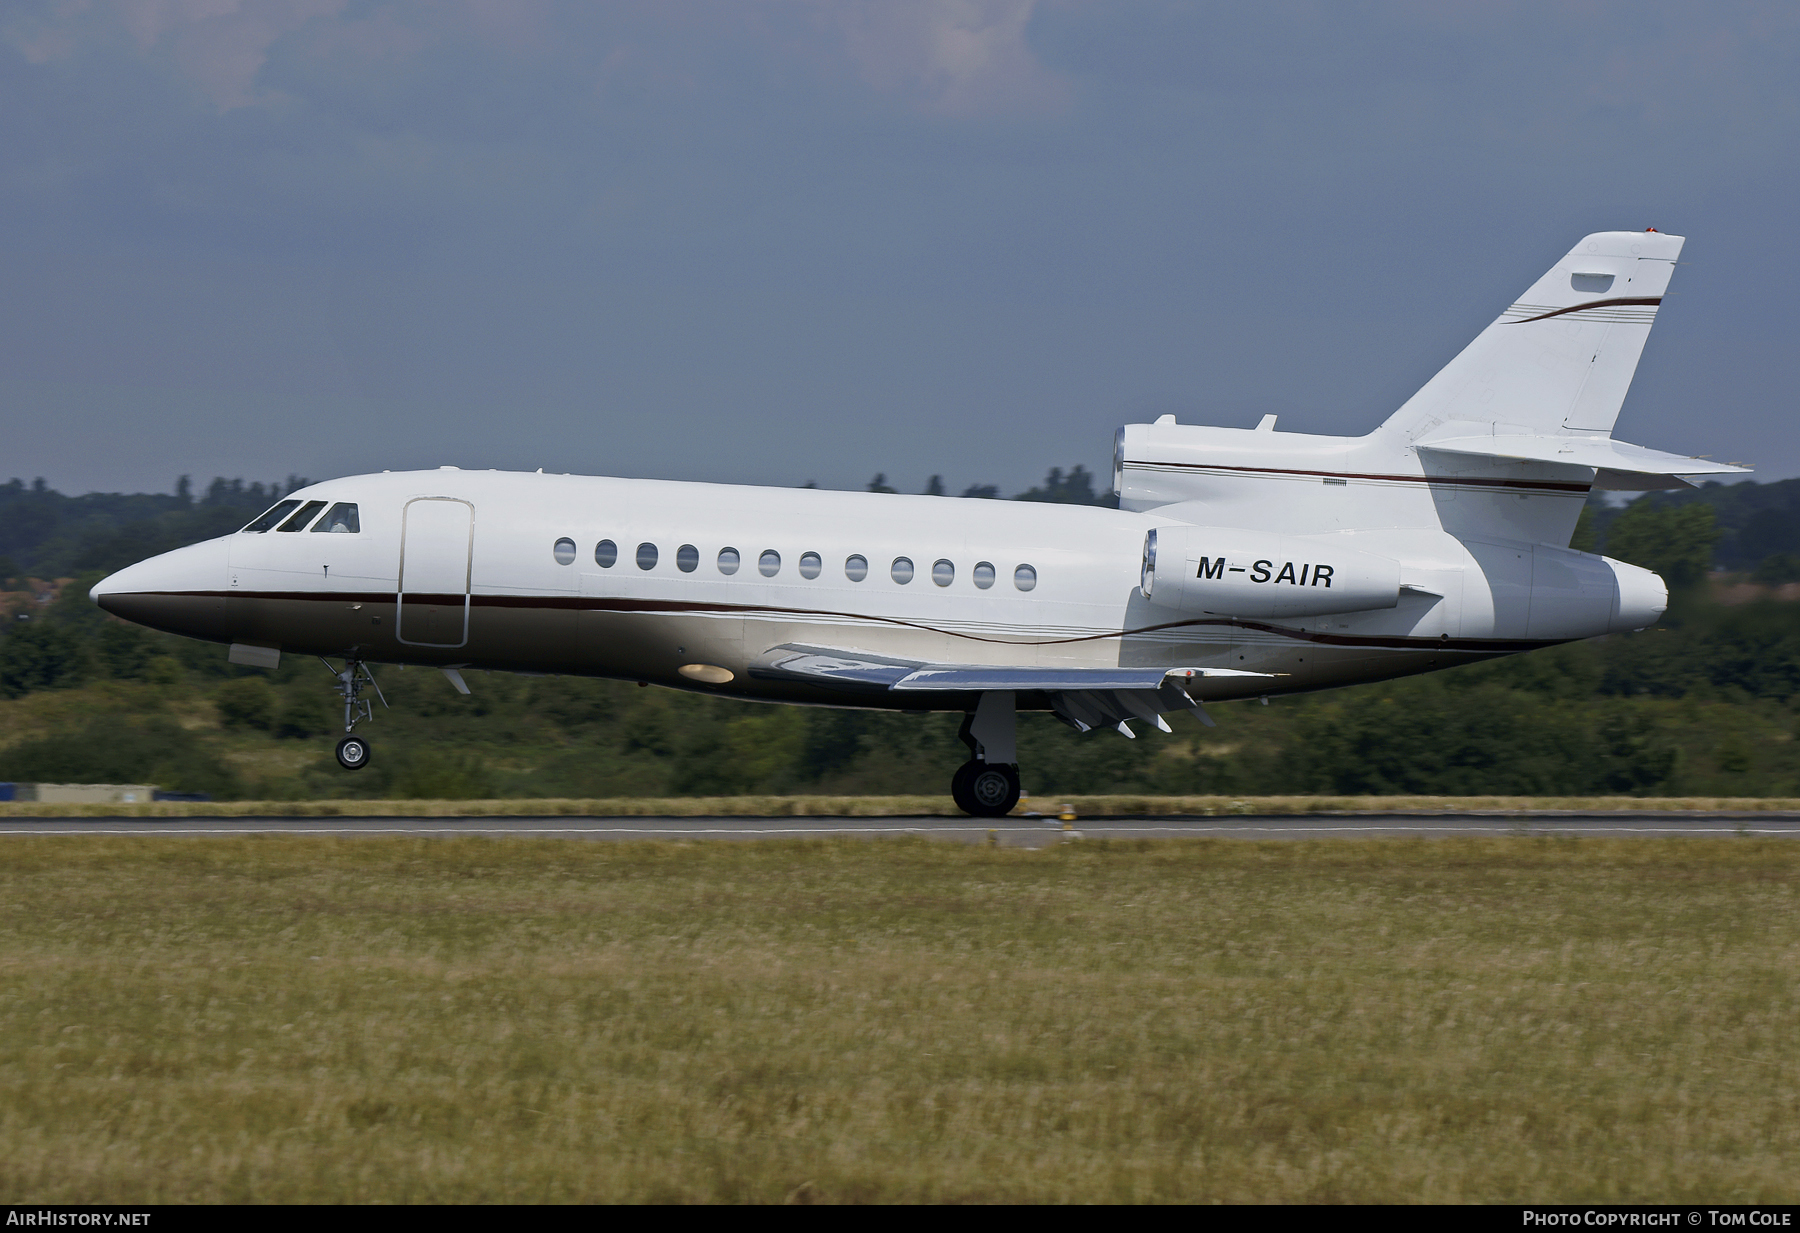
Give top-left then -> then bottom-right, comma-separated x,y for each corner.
1383,230 -> 1684,441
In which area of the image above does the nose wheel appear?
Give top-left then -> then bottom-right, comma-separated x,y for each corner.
320,656 -> 386,772
952,759 -> 1019,818
336,735 -> 371,770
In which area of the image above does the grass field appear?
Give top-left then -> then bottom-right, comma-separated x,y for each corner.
5,793 -> 1800,818
2,836 -> 1797,1202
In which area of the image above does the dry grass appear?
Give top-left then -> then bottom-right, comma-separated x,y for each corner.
5,794 -> 1800,818
1,836 -> 1797,1202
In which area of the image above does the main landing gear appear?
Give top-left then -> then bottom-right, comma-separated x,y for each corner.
322,657 -> 386,771
952,759 -> 1021,817
952,692 -> 1021,818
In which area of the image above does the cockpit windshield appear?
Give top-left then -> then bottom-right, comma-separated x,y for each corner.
242,500 -> 300,533
276,500 -> 328,532
311,502 -> 360,534
242,497 -> 362,534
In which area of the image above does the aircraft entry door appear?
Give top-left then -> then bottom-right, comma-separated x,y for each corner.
397,497 -> 474,648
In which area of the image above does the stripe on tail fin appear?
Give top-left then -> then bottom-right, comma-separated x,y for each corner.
1385,230 -> 1683,441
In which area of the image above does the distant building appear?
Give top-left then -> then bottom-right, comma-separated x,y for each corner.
0,783 -> 159,803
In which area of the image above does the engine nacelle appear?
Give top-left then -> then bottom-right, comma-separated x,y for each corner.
1606,557 -> 1667,632
1140,526 -> 1402,618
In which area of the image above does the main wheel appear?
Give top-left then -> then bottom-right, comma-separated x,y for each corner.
335,735 -> 371,771
951,760 -> 979,814
964,763 -> 1020,818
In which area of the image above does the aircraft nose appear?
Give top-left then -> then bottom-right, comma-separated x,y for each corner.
90,567 -> 133,612
90,556 -> 169,615
90,537 -> 233,638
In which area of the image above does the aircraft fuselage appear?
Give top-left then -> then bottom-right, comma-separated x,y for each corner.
93,466 -> 1643,712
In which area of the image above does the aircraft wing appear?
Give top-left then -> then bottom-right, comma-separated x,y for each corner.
747,646 -> 921,688
750,644 -> 1275,735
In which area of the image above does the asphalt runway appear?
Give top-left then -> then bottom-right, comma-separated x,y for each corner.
4,813 -> 1800,844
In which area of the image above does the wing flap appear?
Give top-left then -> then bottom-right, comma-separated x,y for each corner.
888,665 -> 1266,691
749,646 -> 919,689
752,644 -> 1271,732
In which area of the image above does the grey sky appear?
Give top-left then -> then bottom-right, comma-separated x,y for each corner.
2,1 -> 1796,497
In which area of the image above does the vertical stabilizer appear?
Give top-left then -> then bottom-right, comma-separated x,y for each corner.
1384,231 -> 1683,442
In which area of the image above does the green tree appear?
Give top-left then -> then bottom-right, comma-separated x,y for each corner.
1604,500 -> 1718,590
1753,552 -> 1800,585
390,749 -> 496,799
95,621 -> 154,680
0,716 -> 241,797
0,620 -> 89,697
275,682 -> 339,739
214,677 -> 278,730
1015,465 -> 1110,506
45,571 -> 111,636
1570,504 -> 1600,553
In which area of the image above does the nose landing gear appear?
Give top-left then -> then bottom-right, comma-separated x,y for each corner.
321,657 -> 385,771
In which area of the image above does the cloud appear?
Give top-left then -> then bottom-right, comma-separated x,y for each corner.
62,0 -> 351,109
10,1 -> 1070,116
821,0 -> 1068,115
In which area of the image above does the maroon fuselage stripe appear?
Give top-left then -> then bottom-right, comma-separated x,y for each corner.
134,588 -> 1564,655
1126,460 -> 1592,493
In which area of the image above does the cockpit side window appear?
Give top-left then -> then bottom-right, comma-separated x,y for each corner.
277,500 -> 328,532
310,502 -> 361,534
242,500 -> 300,533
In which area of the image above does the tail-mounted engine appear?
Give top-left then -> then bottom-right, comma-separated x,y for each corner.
1140,526 -> 1402,619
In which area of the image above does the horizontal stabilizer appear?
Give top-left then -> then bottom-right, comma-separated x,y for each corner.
1418,434 -> 1748,478
1592,469 -> 1699,492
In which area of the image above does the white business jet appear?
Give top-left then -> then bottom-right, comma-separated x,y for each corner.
92,230 -> 1744,815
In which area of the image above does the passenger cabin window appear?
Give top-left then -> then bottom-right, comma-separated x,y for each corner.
242,500 -> 300,533
310,502 -> 360,533
637,543 -> 658,570
277,500 -> 327,532
845,554 -> 868,582
799,552 -> 822,579
553,538 -> 576,565
932,559 -> 954,587
759,550 -> 781,577
973,561 -> 996,589
891,557 -> 914,584
1014,564 -> 1037,591
677,544 -> 699,573
718,547 -> 741,575
595,539 -> 618,568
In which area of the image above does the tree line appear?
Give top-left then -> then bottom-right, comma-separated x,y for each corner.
1,468 -> 1798,799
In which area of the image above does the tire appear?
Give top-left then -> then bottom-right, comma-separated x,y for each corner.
335,735 -> 371,771
965,763 -> 1020,818
951,759 -> 979,814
